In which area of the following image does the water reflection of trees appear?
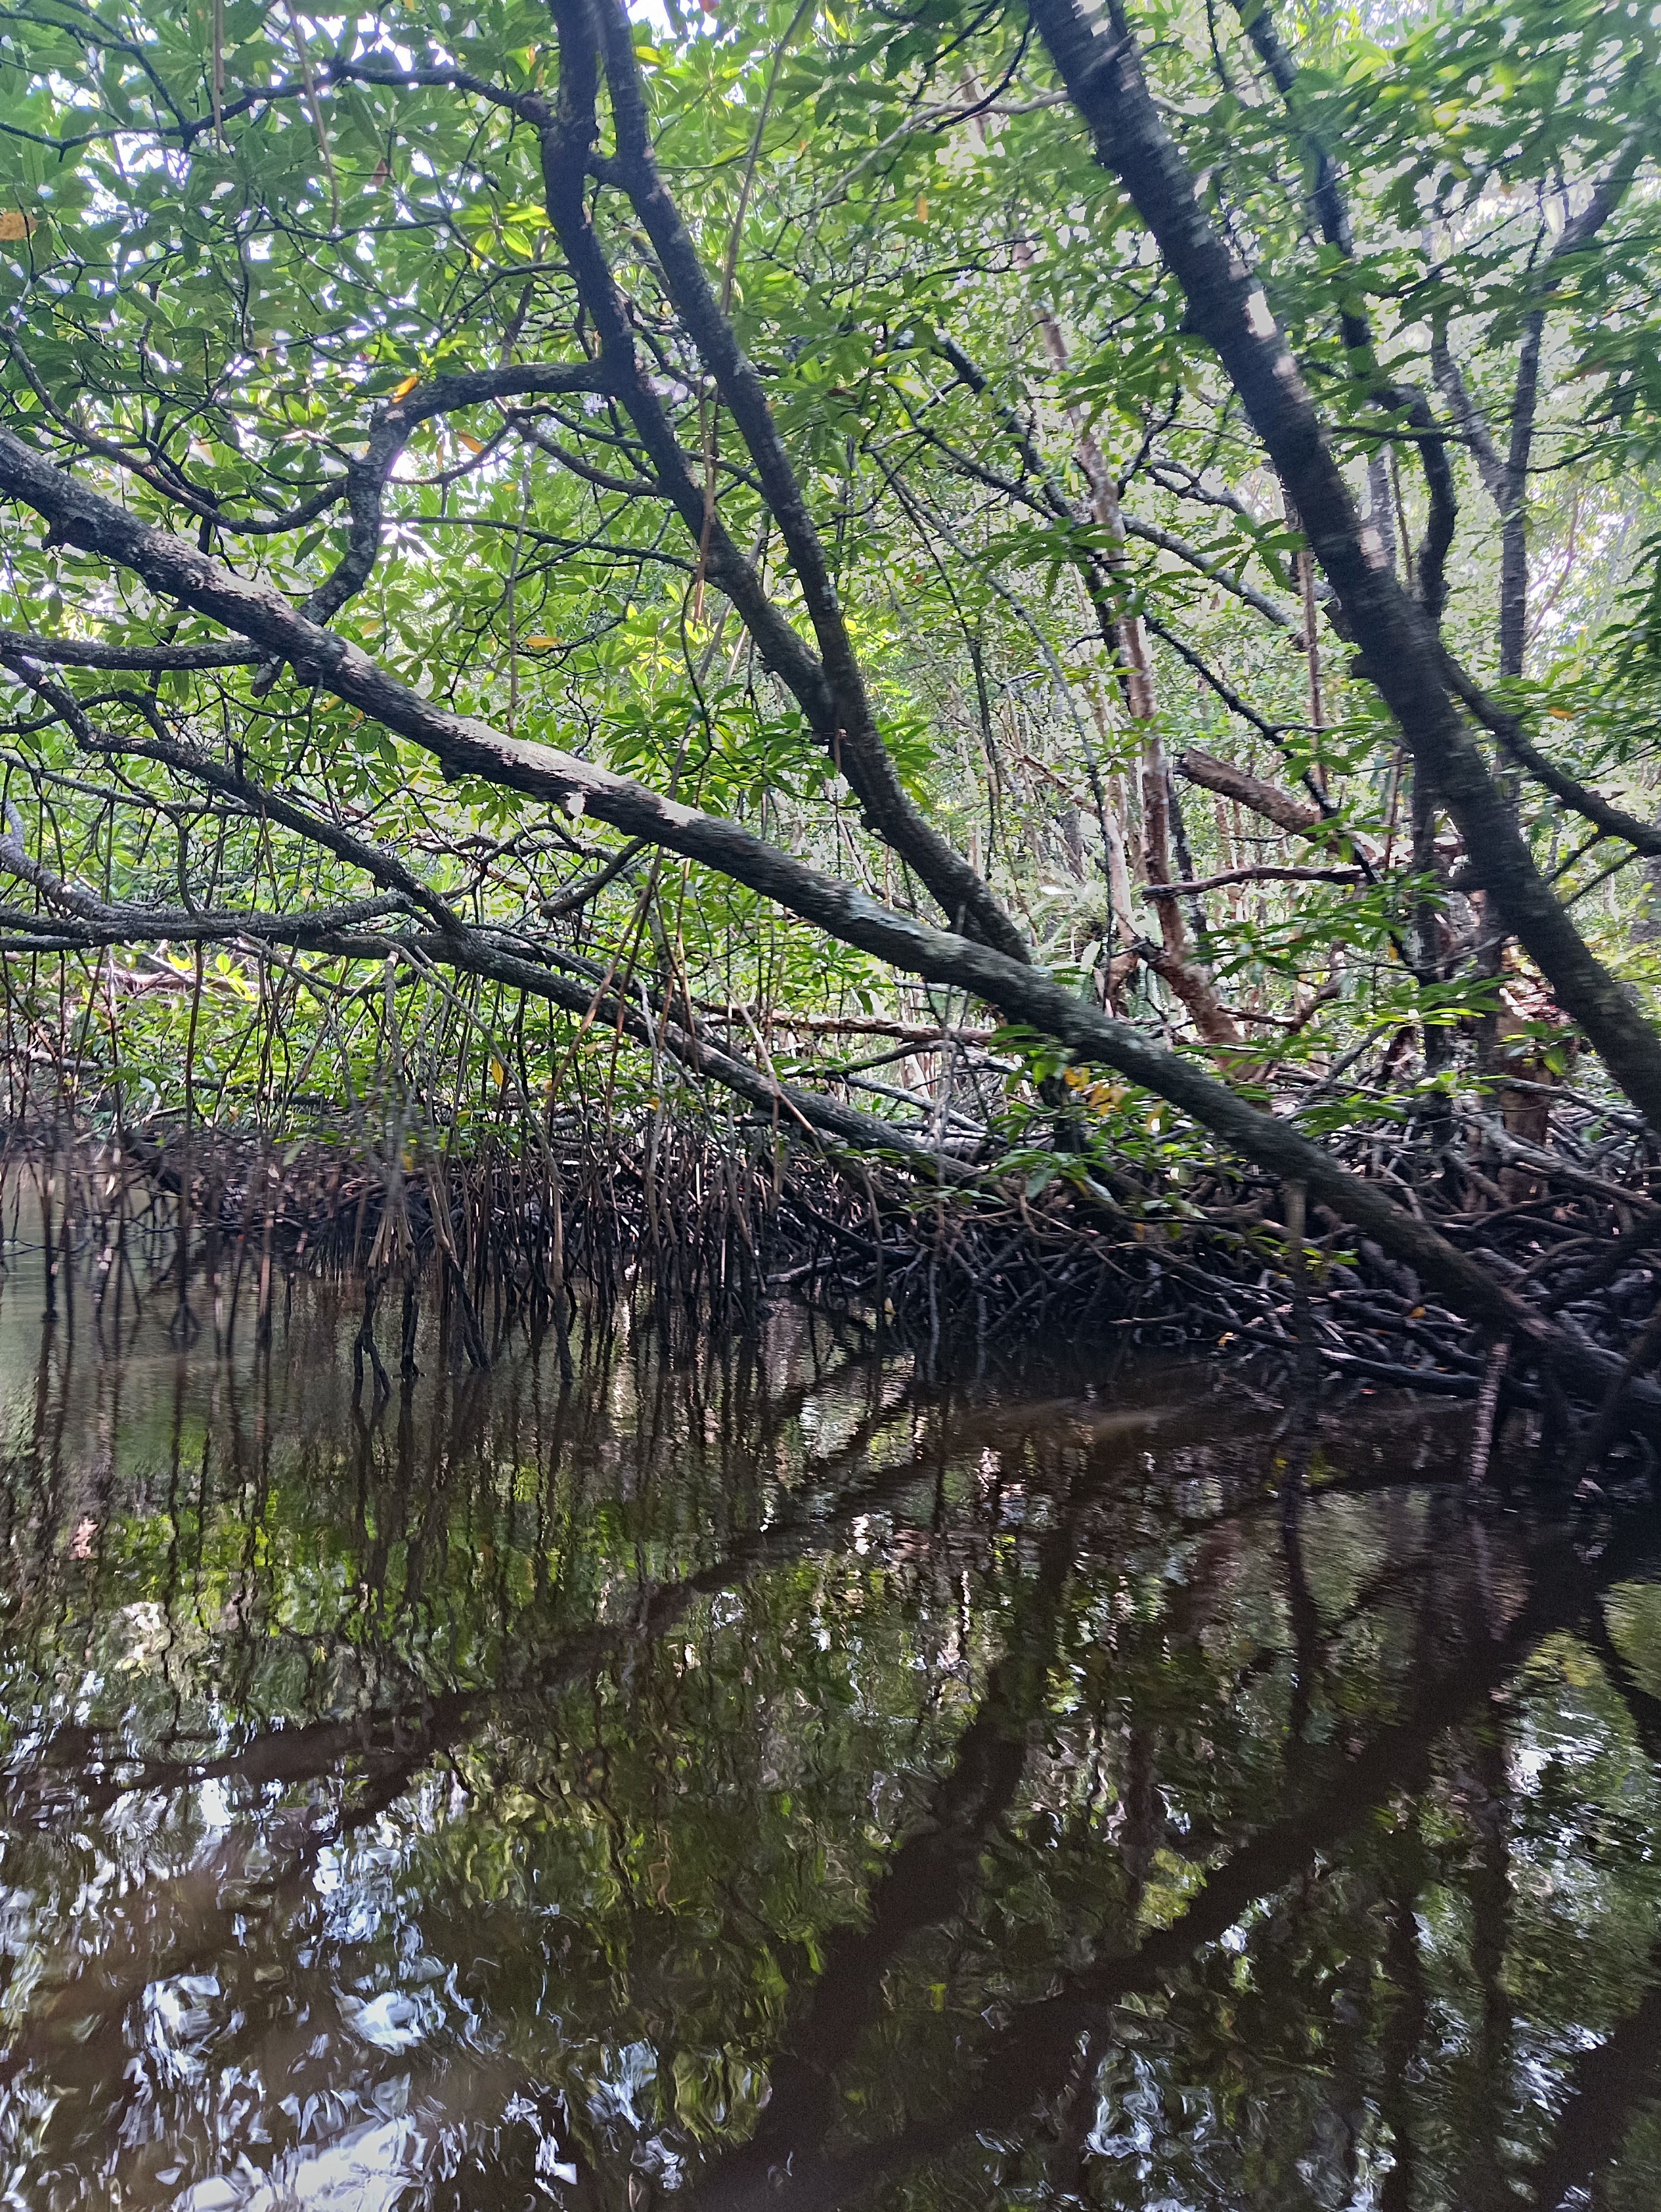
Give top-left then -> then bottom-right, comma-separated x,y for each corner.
2,1282 -> 1660,2209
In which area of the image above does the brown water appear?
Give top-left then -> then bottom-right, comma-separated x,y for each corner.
2,1232 -> 1660,2211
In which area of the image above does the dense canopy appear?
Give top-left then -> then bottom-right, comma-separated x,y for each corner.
2,0 -> 1660,1369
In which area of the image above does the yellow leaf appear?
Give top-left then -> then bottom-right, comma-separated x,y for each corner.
389,372 -> 420,401
489,1056 -> 508,1086
915,195 -> 928,221
0,210 -> 37,241
457,432 -> 485,454
523,634 -> 558,648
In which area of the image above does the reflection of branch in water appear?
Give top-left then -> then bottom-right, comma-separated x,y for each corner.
1504,1606 -> 1661,2209
1378,1812 -> 1429,2212
6,1320 -> 942,1822
9,1401 -> 959,1837
1524,1927 -> 1661,2212
705,1525 -> 1658,2212
1456,1713 -> 1516,2212
1038,2023 -> 1112,2205
0,1429 -> 962,2121
1581,1600 -> 1661,1762
682,1481 -> 1084,2206
1280,1431 -> 1324,1772
1229,1532 -> 1442,1712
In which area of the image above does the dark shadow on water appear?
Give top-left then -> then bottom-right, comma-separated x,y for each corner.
2,1233 -> 1661,2210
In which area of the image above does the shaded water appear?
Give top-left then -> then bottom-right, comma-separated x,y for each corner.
2,1240 -> 1661,2210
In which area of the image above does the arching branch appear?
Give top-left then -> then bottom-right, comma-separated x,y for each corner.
4,420 -> 1658,1411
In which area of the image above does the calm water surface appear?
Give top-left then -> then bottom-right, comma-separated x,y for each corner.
2,1244 -> 1660,2210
